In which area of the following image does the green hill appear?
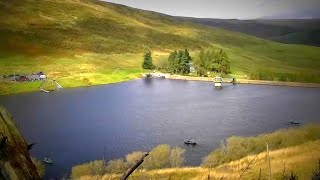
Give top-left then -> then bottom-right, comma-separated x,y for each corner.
0,0 -> 320,94
0,0 -> 277,54
177,17 -> 320,47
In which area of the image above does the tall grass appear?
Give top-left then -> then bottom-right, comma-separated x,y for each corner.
83,141 -> 320,180
202,124 -> 320,168
248,67 -> 320,83
70,125 -> 320,179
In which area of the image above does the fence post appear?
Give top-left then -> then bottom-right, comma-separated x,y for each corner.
266,140 -> 272,180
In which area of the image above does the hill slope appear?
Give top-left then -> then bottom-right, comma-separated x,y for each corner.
178,17 -> 320,47
0,0 -> 320,94
0,0 -> 270,54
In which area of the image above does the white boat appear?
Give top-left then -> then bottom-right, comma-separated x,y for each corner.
43,157 -> 54,164
40,89 -> 50,93
215,82 -> 222,87
214,77 -> 223,87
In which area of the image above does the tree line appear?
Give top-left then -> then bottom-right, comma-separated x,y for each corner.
142,47 -> 231,76
194,48 -> 230,76
167,49 -> 192,74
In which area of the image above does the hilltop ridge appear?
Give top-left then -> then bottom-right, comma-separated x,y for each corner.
177,17 -> 320,47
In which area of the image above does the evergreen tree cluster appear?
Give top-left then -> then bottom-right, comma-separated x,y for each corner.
142,51 -> 155,70
168,49 -> 192,74
194,48 -> 230,76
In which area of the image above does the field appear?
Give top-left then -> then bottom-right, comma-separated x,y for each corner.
0,53 -> 145,94
1,0 -> 320,95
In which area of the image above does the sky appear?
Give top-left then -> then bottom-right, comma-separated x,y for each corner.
103,0 -> 320,19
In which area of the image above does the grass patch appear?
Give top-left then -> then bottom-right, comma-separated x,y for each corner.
0,54 -> 144,95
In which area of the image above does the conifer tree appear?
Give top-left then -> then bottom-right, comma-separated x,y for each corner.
142,51 -> 155,70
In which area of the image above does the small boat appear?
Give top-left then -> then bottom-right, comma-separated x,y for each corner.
184,140 -> 197,146
214,77 -> 223,88
290,120 -> 300,125
43,157 -> 54,164
40,89 -> 50,93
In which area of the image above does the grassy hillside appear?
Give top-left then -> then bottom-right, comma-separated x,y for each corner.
76,138 -> 320,179
178,17 -> 320,47
100,141 -> 320,180
1,0 -> 320,94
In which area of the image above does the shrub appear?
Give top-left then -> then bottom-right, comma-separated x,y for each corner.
70,145 -> 186,177
202,148 -> 225,168
71,160 -> 105,179
170,147 -> 185,168
126,151 -> 145,165
106,158 -> 128,174
143,144 -> 171,170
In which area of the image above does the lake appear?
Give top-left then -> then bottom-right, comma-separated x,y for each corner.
1,79 -> 320,178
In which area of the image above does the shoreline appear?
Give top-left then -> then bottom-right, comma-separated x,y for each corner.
167,74 -> 320,88
0,76 -> 142,96
1,75 -> 320,96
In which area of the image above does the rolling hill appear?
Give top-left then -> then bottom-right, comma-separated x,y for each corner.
0,0 -> 320,94
178,17 -> 320,47
0,0 -> 271,54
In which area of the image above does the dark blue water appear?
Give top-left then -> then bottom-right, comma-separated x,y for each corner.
1,79 -> 320,178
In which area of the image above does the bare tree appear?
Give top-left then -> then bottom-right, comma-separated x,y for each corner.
170,147 -> 185,168
238,155 -> 258,180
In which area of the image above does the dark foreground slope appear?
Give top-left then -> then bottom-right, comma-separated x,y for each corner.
0,106 -> 40,179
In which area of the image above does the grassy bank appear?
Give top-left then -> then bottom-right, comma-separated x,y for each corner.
236,79 -> 320,88
167,75 -> 320,88
202,124 -> 320,168
71,124 -> 320,179
77,140 -> 320,180
0,53 -> 145,95
2,48 -> 320,95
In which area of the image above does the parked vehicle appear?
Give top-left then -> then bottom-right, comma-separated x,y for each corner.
39,74 -> 47,80
27,75 -> 40,81
19,75 -> 29,82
